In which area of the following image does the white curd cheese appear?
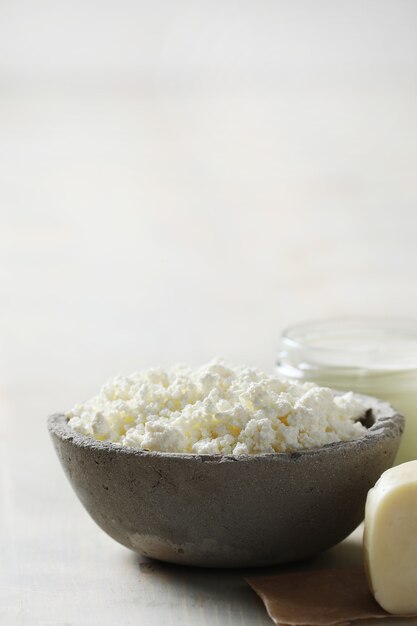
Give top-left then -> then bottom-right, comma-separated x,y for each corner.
66,360 -> 368,455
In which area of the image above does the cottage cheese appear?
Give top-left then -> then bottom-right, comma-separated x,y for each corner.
66,360 -> 368,455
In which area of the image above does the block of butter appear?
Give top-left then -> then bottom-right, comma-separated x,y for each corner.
364,460 -> 417,614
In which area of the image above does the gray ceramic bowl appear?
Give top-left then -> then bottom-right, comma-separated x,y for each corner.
48,394 -> 403,568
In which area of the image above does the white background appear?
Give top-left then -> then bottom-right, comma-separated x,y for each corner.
1,1 -> 417,624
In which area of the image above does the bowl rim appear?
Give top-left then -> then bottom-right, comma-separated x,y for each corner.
47,392 -> 404,462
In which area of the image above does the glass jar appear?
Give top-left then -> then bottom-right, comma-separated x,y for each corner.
277,318 -> 417,464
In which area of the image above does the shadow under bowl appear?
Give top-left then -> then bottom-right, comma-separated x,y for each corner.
48,395 -> 403,568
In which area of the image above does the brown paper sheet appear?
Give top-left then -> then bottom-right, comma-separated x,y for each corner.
246,566 -> 417,626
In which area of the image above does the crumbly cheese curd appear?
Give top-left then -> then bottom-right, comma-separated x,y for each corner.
66,360 -> 368,455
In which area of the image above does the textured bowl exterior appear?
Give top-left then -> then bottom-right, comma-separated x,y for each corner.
48,396 -> 404,567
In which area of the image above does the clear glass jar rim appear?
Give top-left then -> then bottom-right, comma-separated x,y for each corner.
281,317 -> 417,370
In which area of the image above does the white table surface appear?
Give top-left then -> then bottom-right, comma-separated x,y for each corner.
2,2 -> 417,622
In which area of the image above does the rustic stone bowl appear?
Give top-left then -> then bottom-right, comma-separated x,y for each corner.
48,395 -> 403,568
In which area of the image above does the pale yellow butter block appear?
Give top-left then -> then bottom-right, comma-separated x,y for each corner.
364,460 -> 417,614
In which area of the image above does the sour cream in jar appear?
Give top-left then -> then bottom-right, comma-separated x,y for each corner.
277,318 -> 417,464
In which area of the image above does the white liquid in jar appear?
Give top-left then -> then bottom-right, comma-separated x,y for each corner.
278,319 -> 417,464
